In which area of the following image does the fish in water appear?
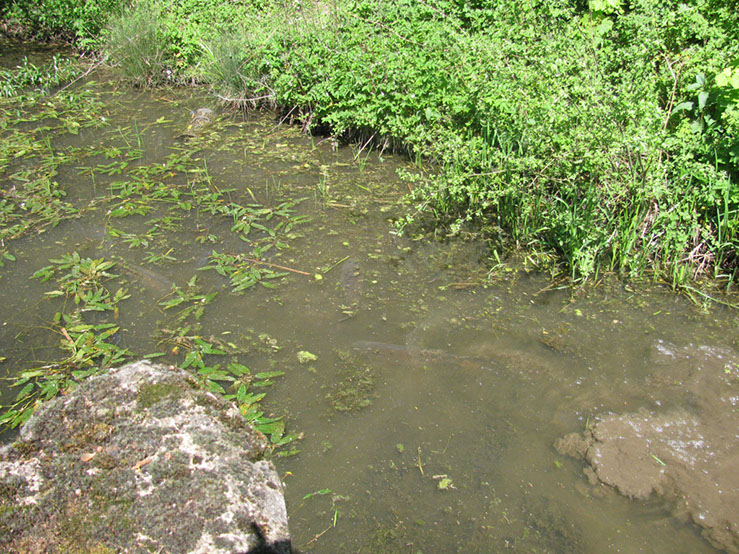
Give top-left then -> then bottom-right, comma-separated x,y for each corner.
351,340 -> 486,367
122,263 -> 177,297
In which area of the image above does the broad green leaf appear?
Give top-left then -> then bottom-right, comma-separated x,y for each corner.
236,383 -> 250,403
255,370 -> 285,379
698,91 -> 709,111
15,382 -> 34,402
228,362 -> 251,376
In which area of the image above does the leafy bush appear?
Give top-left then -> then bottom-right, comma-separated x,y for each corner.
3,0 -> 126,44
102,0 -> 737,284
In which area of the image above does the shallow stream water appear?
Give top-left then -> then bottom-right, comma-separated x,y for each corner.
1,54 -> 737,552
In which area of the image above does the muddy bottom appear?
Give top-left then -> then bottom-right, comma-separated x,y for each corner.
556,342 -> 739,552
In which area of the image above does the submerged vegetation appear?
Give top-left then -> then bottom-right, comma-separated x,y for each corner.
0,0 -> 737,445
2,0 -> 738,287
1,0 -> 736,461
0,74 -> 305,452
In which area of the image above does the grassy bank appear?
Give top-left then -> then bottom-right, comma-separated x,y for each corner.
2,0 -> 738,287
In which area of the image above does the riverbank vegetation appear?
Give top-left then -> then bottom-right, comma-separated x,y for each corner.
2,0 -> 738,287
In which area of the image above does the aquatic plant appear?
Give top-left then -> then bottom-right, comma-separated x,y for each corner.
155,316 -> 298,452
0,55 -> 82,97
0,82 -> 105,258
0,253 -> 131,429
0,81 -> 309,450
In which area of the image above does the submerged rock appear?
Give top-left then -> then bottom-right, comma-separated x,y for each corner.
188,107 -> 216,131
555,342 -> 739,553
175,108 -> 217,140
0,360 -> 291,553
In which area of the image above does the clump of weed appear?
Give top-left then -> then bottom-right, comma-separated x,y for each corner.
102,1 -> 170,87
0,56 -> 82,97
326,365 -> 375,413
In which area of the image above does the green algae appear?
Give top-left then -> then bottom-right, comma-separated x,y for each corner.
137,381 -> 185,409
326,366 -> 375,413
297,350 -> 317,364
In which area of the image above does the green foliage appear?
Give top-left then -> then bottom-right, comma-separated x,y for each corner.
156,317 -> 298,451
199,30 -> 268,104
34,252 -> 119,303
0,56 -> 82,97
153,276 -> 298,452
3,0 -> 125,43
7,0 -> 739,284
589,0 -> 622,14
0,85 -> 105,247
674,67 -> 739,175
158,275 -> 218,324
102,0 -> 262,84
206,0 -> 735,285
156,0 -> 262,72
101,0 -> 171,86
201,251 -> 288,294
0,79 -> 308,452
0,253 -> 131,429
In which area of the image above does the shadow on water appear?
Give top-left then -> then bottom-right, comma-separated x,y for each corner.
0,49 -> 737,553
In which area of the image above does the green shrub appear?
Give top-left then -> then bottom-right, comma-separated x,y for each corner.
3,0 -> 126,44
190,0 -> 737,284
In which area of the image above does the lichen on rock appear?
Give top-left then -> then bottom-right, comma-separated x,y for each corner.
0,360 -> 291,553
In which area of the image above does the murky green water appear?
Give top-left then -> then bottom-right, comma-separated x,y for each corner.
1,53 -> 737,552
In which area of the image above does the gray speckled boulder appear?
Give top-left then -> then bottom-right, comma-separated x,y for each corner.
0,360 -> 291,553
